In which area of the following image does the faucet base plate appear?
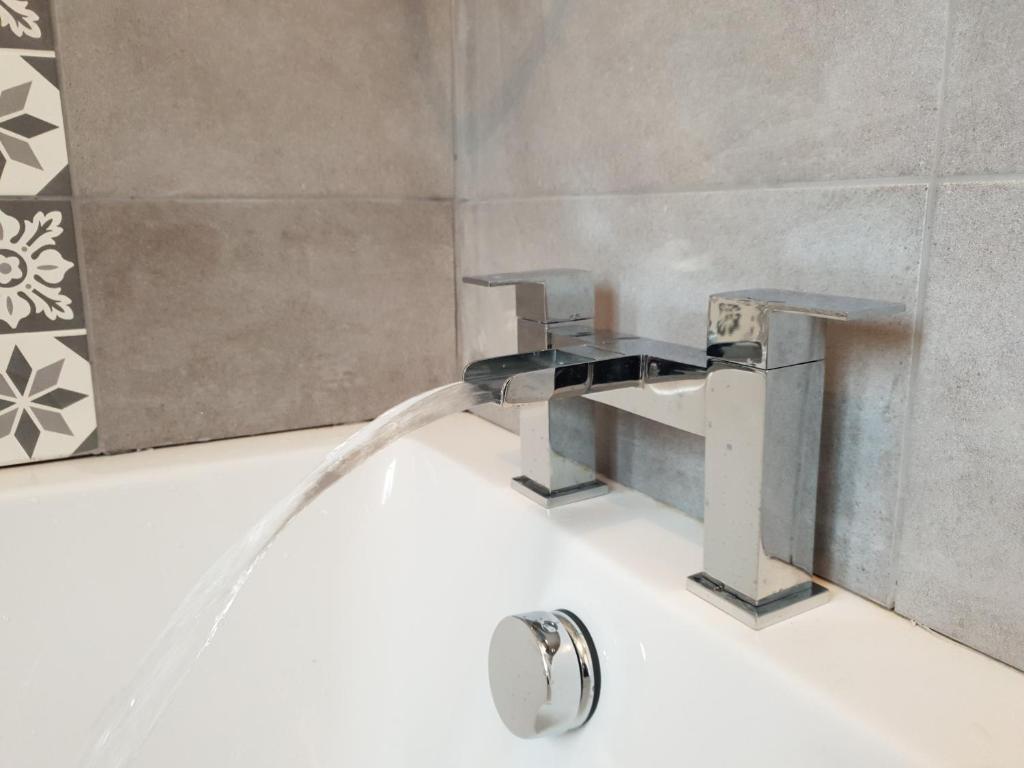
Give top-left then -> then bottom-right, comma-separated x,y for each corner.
686,573 -> 829,630
511,476 -> 609,509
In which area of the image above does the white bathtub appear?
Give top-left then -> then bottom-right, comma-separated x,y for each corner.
2,413 -> 1022,767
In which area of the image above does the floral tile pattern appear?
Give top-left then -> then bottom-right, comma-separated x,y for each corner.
0,0 -> 92,467
0,54 -> 69,195
0,0 -> 54,52
0,201 -> 84,333
0,330 -> 96,466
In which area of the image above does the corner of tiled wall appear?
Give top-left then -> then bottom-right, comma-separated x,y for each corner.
452,0 -> 1024,671
0,0 -> 97,467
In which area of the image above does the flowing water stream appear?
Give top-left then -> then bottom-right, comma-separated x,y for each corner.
81,381 -> 496,768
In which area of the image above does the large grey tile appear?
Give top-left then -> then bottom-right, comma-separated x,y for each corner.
940,1 -> 1024,175
54,0 -> 453,198
80,199 -> 456,452
457,185 -> 925,602
456,0 -> 945,198
895,182 -> 1024,671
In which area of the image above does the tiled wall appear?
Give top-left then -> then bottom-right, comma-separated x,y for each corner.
5,0 -> 1021,673
0,4 -> 97,466
454,1 -> 1024,671
0,0 -> 458,461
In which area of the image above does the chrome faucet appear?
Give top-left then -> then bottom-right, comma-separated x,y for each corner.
464,269 -> 903,628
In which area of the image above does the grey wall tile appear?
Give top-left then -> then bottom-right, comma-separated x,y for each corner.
80,199 -> 456,452
54,0 -> 453,198
941,1 -> 1024,175
455,0 -> 945,198
895,182 -> 1024,670
553,398 -> 707,515
457,185 -> 925,602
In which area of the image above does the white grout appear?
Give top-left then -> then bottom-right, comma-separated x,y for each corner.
57,170 -> 1024,207
450,0 -> 462,378
66,194 -> 452,204
935,171 -> 1024,184
887,0 -> 958,609
0,48 -> 54,57
0,328 -> 86,339
459,176 -> 932,206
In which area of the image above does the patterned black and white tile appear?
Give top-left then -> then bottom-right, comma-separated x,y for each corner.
0,200 -> 83,331
0,330 -> 96,464
0,52 -> 69,196
0,200 -> 96,466
0,0 -> 91,467
0,0 -> 55,52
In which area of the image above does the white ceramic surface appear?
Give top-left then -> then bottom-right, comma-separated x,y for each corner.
1,414 -> 1021,767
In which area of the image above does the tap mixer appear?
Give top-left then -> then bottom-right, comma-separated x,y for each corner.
463,269 -> 903,628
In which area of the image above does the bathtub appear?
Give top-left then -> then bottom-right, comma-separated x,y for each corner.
2,413 -> 1021,767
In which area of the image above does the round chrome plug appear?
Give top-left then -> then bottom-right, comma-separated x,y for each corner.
487,609 -> 599,739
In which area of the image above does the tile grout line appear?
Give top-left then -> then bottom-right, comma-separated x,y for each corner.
48,0 -> 104,456
449,0 -> 461,379
935,171 -> 1024,184
7,173 -> 1021,210
0,328 -> 86,339
460,173 -> 1024,209
886,0 -> 957,610
62,193 -> 456,204
461,176 -> 932,205
0,47 -> 54,57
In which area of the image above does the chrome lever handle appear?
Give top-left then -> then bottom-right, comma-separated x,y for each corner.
709,289 -> 904,322
707,289 -> 906,369
463,268 -> 594,323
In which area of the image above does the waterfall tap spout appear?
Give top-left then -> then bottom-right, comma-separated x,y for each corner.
463,346 -> 643,405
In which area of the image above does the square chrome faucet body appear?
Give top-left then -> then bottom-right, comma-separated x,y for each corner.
463,269 -> 903,628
